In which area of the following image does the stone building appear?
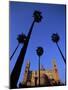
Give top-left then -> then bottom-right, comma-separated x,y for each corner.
19,60 -> 62,87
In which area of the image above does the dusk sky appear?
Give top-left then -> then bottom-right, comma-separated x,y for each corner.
9,1 -> 66,86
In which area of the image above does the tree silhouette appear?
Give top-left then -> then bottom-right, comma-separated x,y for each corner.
36,47 -> 44,86
10,10 -> 42,89
51,33 -> 66,64
10,33 -> 27,60
33,11 -> 42,22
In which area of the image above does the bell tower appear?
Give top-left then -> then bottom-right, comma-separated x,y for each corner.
52,59 -> 59,83
22,61 -> 30,85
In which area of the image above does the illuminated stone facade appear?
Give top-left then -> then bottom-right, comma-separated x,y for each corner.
21,60 -> 60,87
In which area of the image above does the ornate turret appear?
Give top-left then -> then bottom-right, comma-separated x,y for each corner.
52,59 -> 59,83
22,61 -> 30,85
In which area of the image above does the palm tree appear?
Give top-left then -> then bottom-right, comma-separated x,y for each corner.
36,47 -> 44,86
10,33 -> 27,60
10,11 -> 42,61
51,33 -> 66,64
10,10 -> 42,89
33,11 -> 42,22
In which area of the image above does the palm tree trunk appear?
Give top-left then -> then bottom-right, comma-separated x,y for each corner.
56,43 -> 66,64
39,56 -> 40,86
10,20 -> 35,89
10,43 -> 19,60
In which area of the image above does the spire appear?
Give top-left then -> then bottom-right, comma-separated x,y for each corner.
52,59 -> 57,69
41,64 -> 45,70
26,60 -> 30,65
26,60 -> 30,69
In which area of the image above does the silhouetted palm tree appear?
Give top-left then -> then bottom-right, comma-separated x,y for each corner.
36,47 -> 44,86
10,11 -> 42,61
51,33 -> 66,64
33,11 -> 42,22
10,33 -> 27,60
10,10 -> 43,89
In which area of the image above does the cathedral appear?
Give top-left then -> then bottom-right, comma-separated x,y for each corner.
19,60 -> 64,87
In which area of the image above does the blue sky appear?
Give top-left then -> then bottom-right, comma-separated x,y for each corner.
9,1 -> 66,86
